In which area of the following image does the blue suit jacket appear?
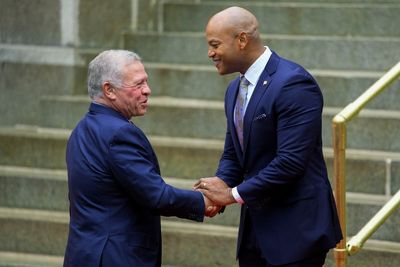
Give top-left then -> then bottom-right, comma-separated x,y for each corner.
216,52 -> 342,265
64,103 -> 204,267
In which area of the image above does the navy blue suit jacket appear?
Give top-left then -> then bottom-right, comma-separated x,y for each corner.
216,52 -> 342,265
64,103 -> 204,267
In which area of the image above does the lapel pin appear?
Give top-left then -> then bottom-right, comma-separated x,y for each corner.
263,80 -> 268,86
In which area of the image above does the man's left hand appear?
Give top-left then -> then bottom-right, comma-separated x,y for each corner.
194,176 -> 236,206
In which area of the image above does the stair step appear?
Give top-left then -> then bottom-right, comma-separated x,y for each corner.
0,251 -> 63,267
39,95 -> 400,152
0,207 -> 67,256
0,125 -> 399,193
0,206 -> 399,266
144,64 -> 400,111
0,166 -> 68,212
1,165 -> 399,240
7,42 -> 391,108
2,44 -> 398,127
70,61 -> 400,111
163,2 -> 400,37
122,32 -> 400,71
0,165 -> 238,228
0,44 -> 86,126
0,207 -> 238,266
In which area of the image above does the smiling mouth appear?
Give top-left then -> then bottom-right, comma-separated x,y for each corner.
213,59 -> 221,67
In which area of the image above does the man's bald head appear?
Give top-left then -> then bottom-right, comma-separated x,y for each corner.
206,6 -> 260,40
205,6 -> 265,75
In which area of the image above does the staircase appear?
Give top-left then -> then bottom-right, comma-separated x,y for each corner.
1,0 -> 399,266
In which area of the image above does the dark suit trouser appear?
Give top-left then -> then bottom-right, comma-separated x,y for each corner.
238,214 -> 327,267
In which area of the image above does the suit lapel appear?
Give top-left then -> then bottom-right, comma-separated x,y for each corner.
242,52 -> 280,156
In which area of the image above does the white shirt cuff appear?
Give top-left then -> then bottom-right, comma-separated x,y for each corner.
232,187 -> 245,204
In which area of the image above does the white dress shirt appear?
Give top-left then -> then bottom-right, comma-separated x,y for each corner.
232,46 -> 272,204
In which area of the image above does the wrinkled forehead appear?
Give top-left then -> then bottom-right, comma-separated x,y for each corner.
122,61 -> 147,81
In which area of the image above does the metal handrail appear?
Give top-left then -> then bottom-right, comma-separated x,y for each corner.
347,189 -> 400,256
332,61 -> 400,267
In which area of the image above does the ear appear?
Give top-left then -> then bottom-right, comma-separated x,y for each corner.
237,32 -> 248,50
102,82 -> 116,100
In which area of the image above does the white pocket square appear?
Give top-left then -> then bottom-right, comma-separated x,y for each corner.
254,113 -> 267,121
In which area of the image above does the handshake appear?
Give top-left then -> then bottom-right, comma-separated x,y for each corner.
193,176 -> 237,218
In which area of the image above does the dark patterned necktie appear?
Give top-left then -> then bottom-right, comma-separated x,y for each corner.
234,77 -> 249,150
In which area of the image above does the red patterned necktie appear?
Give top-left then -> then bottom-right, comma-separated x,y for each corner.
234,76 -> 249,150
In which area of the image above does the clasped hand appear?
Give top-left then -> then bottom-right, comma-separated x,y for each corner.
194,176 -> 236,217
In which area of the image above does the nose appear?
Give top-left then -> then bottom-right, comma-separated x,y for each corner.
208,48 -> 215,58
142,83 -> 151,96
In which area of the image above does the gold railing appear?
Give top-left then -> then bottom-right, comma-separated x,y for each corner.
332,61 -> 400,267
347,189 -> 400,256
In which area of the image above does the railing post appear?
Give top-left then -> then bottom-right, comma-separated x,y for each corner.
332,116 -> 347,267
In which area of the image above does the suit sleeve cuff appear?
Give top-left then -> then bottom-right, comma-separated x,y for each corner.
232,187 -> 245,204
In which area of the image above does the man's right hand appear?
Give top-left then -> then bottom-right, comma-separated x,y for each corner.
195,177 -> 236,206
203,195 -> 222,218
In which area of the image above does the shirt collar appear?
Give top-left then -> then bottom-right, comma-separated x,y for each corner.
242,46 -> 272,86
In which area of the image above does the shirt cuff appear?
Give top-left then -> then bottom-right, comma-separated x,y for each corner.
232,187 -> 245,204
